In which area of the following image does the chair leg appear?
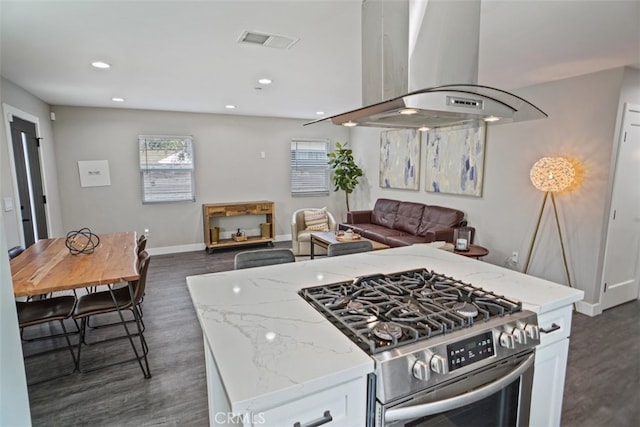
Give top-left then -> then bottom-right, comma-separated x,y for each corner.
59,319 -> 79,371
116,285 -> 151,378
24,319 -> 78,386
75,285 -> 151,378
86,306 -> 143,331
76,317 -> 87,371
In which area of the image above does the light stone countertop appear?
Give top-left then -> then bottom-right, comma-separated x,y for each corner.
186,244 -> 584,415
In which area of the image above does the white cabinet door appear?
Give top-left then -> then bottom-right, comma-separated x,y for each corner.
530,338 -> 570,427
250,376 -> 368,427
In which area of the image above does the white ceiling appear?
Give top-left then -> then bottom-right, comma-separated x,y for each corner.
1,0 -> 639,121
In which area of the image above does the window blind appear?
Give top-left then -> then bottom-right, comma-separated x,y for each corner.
139,135 -> 195,203
290,139 -> 330,197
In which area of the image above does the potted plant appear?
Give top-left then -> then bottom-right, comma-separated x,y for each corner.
327,142 -> 363,211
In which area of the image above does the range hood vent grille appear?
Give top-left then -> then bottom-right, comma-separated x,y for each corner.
448,96 -> 483,109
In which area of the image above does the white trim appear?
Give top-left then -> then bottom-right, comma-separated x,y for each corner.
2,103 -> 51,246
574,300 -> 601,317
146,234 -> 291,256
146,243 -> 205,256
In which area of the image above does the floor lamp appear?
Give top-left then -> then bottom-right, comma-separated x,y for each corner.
523,157 -> 576,288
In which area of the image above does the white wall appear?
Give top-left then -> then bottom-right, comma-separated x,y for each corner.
349,67 -> 636,307
50,106 -> 350,250
0,220 -> 31,426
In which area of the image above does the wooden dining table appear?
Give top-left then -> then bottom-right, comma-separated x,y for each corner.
10,231 -> 150,378
11,231 -> 139,297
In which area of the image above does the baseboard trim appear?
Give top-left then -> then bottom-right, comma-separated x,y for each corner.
146,243 -> 205,256
574,300 -> 601,317
146,235 -> 290,256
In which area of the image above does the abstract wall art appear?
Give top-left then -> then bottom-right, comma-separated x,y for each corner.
379,129 -> 421,190
425,122 -> 486,197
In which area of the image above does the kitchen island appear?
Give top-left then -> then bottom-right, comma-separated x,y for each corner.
187,244 -> 583,426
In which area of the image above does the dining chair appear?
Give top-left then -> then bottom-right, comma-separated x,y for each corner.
72,250 -> 151,377
137,234 -> 147,255
8,245 -> 25,259
16,296 -> 78,384
234,248 -> 295,270
327,240 -> 373,257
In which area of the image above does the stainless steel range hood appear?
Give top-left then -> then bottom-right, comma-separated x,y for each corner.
306,0 -> 547,129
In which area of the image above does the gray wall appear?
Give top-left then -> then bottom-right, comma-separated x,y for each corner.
50,106 -> 349,250
349,67 -> 639,308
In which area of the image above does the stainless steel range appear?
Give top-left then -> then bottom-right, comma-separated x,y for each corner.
299,268 -> 540,427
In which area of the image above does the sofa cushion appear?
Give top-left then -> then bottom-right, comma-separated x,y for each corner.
417,205 -> 464,236
394,202 -> 425,235
386,234 -> 431,247
304,208 -> 330,231
371,198 -> 400,228
360,226 -> 405,243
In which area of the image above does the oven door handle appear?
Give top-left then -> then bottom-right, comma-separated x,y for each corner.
385,353 -> 535,423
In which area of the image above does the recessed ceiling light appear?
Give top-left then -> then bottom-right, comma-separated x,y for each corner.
399,108 -> 418,115
257,78 -> 272,85
418,126 -> 430,132
91,61 -> 111,69
342,121 -> 357,127
225,105 -> 236,109
316,111 -> 325,115
484,116 -> 500,122
111,97 -> 124,102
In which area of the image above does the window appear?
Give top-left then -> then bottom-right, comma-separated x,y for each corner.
139,135 -> 195,203
290,139 -> 330,196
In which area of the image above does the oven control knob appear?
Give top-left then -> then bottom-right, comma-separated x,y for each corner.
524,323 -> 540,340
511,328 -> 527,345
412,360 -> 431,381
499,332 -> 516,349
430,355 -> 448,375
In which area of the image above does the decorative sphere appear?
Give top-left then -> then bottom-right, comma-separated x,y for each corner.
65,228 -> 100,255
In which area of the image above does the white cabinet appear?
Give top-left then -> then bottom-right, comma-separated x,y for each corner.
529,305 -> 573,427
249,376 -> 368,427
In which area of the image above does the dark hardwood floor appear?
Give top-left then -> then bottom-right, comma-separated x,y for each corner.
22,243 -> 639,426
562,299 -> 640,427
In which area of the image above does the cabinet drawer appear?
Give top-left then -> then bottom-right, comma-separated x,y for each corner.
252,377 -> 367,427
537,305 -> 573,347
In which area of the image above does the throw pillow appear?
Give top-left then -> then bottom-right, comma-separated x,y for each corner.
304,208 -> 329,232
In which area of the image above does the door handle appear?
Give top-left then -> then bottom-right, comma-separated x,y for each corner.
22,218 -> 31,222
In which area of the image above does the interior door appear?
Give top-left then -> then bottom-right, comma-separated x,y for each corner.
9,116 -> 48,247
601,103 -> 640,310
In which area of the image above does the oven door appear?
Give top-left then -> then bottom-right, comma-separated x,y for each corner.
377,351 -> 534,427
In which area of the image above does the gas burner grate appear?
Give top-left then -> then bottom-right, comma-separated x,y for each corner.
299,268 -> 522,355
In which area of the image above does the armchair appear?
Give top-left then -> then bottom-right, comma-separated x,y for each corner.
291,208 -> 337,256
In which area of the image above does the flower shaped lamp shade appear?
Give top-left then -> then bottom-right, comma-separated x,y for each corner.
524,157 -> 576,287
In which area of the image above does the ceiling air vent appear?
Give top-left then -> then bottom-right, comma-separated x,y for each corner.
238,30 -> 299,49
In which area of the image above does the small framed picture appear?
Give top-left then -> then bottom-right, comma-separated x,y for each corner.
78,160 -> 111,187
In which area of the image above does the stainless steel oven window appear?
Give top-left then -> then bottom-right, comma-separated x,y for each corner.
377,351 -> 534,427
